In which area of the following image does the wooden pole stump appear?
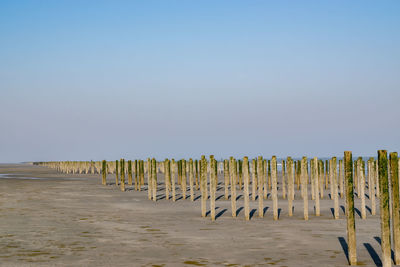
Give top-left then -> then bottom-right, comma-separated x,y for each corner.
243,156 -> 250,220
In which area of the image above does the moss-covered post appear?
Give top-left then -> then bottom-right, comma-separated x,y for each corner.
329,158 -> 333,199
282,160 -> 286,199
102,160 -> 107,185
333,157 -> 339,219
301,157 -> 308,220
189,158 -> 194,201
195,159 -> 199,190
344,151 -> 357,265
354,159 -> 359,198
389,152 -> 400,264
152,158 -> 157,201
311,159 -> 315,200
378,150 -> 391,267
134,160 -> 138,190
313,157 -> 320,216
210,156 -> 216,221
128,160 -> 133,186
251,159 -> 257,201
201,156 -> 207,217
268,160 -> 271,190
224,159 -> 229,200
230,157 -> 237,217
257,156 -> 264,218
325,160 -> 329,190
359,158 -> 366,219
181,160 -> 187,199
171,159 -> 176,202
120,159 -> 125,192
296,161 -> 301,190
271,156 -> 278,220
243,156 -> 250,220
115,160 -> 119,186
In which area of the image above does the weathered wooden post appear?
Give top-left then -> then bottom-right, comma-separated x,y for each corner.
390,152 -> 400,264
282,160 -> 286,199
271,156 -> 278,220
195,159 -> 199,190
181,160 -> 187,199
378,150 -> 391,267
201,156 -> 207,217
238,159 -> 243,190
128,160 -> 133,186
134,160 -> 138,190
268,160 -> 271,190
224,159 -> 229,200
311,159 -> 315,200
329,158 -> 334,199
115,160 -> 119,186
344,151 -> 357,265
359,158 -> 366,219
189,158 -> 194,201
171,159 -> 176,202
147,158 -> 152,200
313,157 -> 320,216
368,158 -> 376,215
287,157 -> 294,216
230,157 -> 237,217
102,160 -> 107,185
210,156 -> 216,221
243,156 -> 250,220
301,157 -> 309,220
333,157 -> 339,219
257,156 -> 264,218
252,159 -> 257,201
152,158 -> 157,201
120,159 -> 125,192
165,159 -> 170,200
319,160 -> 324,199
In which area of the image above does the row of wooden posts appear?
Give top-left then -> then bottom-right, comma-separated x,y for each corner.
36,150 -> 399,266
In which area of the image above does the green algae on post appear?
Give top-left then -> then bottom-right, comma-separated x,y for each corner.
390,152 -> 400,264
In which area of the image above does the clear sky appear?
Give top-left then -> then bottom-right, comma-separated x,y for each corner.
1,0 -> 399,162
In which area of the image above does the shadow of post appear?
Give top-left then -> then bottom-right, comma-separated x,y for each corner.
364,243 -> 382,267
338,237 -> 349,264
374,236 -> 395,263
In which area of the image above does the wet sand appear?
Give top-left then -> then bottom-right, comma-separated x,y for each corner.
0,164 -> 385,266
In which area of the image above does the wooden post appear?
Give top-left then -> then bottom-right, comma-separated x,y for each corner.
301,157 -> 308,220
344,151 -> 357,265
263,159 -> 268,200
272,156 -> 278,220
318,160 -> 324,199
243,156 -> 250,220
201,156 -> 207,217
152,158 -> 157,201
134,160 -> 138,190
378,150 -> 391,267
287,157 -> 294,216
313,157 -> 320,216
224,159 -> 229,200
333,157 -> 339,219
252,159 -> 257,201
282,160 -> 286,199
257,156 -> 264,218
182,159 -> 187,200
165,159 -> 170,200
128,160 -> 133,186
120,159 -> 125,192
230,157 -> 237,217
102,160 -> 107,185
390,152 -> 400,264
147,158 -> 152,200
311,159 -> 315,200
359,158 -> 366,219
189,158 -> 194,201
115,160 -> 119,186
171,159 -> 176,201
238,159 -> 243,190
268,160 -> 271,190
210,156 -> 216,221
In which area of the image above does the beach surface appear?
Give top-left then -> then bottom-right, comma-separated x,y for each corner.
0,164 -> 384,266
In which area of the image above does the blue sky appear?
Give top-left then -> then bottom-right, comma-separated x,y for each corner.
0,1 -> 399,162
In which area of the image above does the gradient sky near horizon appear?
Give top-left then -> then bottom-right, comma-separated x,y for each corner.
1,1 -> 399,162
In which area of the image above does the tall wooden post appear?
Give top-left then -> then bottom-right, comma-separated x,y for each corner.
301,157 -> 308,220
313,157 -> 320,216
344,151 -> 357,265
257,156 -> 264,218
272,156 -> 278,220
224,159 -> 229,200
230,157 -> 237,217
390,152 -> 400,264
251,159 -> 257,201
359,158 -> 366,219
333,157 -> 339,219
243,156 -> 250,220
152,158 -> 157,201
201,156 -> 207,217
102,160 -> 107,185
120,159 -> 125,192
189,158 -> 194,201
287,157 -> 294,216
128,160 -> 133,186
282,160 -> 286,199
115,160 -> 119,186
210,156 -> 216,221
378,150 -> 391,267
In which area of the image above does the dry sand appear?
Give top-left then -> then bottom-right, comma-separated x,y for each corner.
0,164 -> 386,266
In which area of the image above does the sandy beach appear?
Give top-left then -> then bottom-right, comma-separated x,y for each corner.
0,163 -> 386,266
